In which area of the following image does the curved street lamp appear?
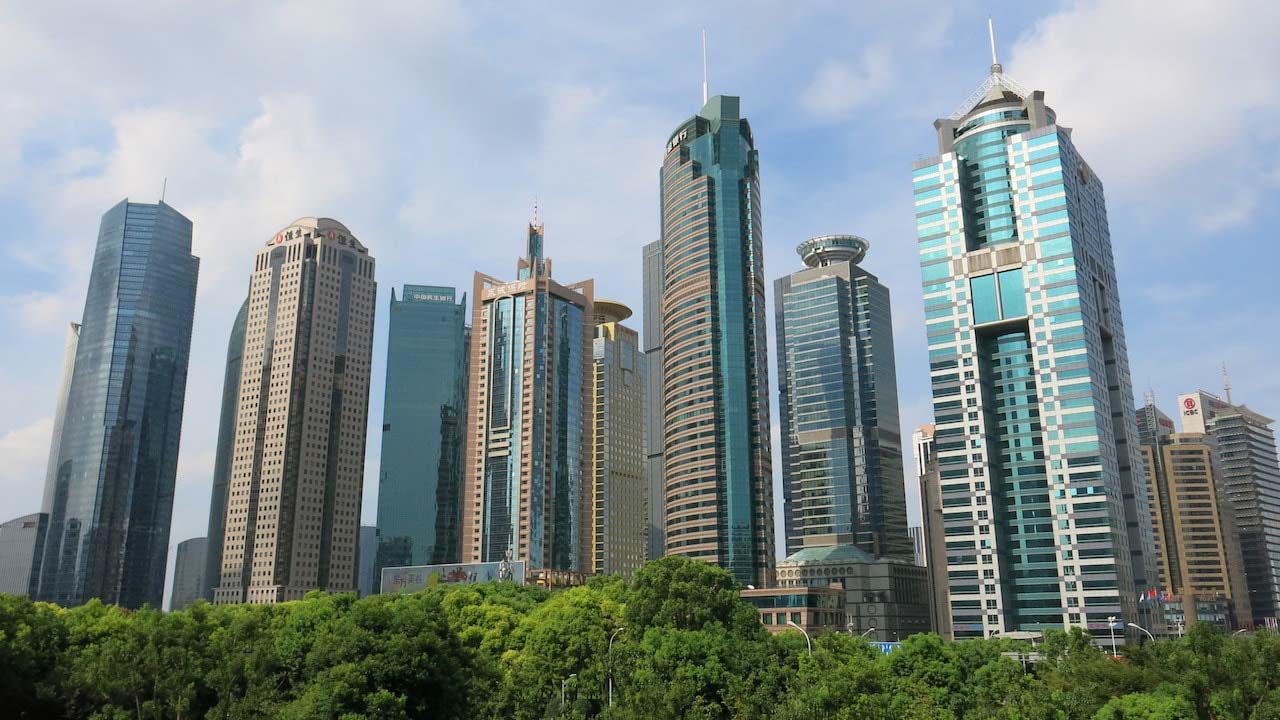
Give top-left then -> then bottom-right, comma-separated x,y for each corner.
786,619 -> 813,656
561,673 -> 577,712
1127,622 -> 1155,643
860,626 -> 877,638
608,628 -> 625,707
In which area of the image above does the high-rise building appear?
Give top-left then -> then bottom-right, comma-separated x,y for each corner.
659,95 -> 775,586
170,537 -> 207,611
376,285 -> 468,571
202,298 -> 248,600
914,423 -> 951,639
909,526 -> 926,566
590,300 -> 646,577
1138,403 -> 1250,631
37,200 -> 199,609
214,218 -> 376,605
642,239 -> 665,561
1179,390 -> 1280,627
0,513 -> 48,597
775,235 -> 910,560
462,222 -> 594,574
912,59 -> 1156,641
358,525 -> 377,597
41,322 -> 80,507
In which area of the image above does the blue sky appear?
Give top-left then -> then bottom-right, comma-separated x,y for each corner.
1,1 -> 1277,607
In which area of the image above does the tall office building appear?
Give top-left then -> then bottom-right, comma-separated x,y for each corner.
214,218 -> 376,605
42,322 -> 80,507
1179,390 -> 1280,627
914,424 -> 951,639
591,300 -> 646,577
462,222 -> 594,573
38,200 -> 199,609
642,239 -> 665,561
0,513 -> 48,597
170,537 -> 207,611
660,95 -> 775,586
1138,403 -> 1251,630
912,59 -> 1155,640
775,235 -> 910,560
202,298 -> 248,600
376,285 -> 468,571
358,525 -> 377,597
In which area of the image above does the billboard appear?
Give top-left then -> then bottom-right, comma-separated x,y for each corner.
379,560 -> 527,594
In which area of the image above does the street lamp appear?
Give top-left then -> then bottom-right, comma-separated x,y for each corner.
561,673 -> 577,712
1107,616 -> 1119,658
860,626 -> 877,638
1127,622 -> 1155,643
608,628 -> 625,707
1234,629 -> 1248,636
786,619 -> 813,656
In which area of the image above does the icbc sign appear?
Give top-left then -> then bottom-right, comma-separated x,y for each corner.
1183,397 -> 1199,417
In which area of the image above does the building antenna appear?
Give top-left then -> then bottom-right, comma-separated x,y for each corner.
701,28 -> 709,105
532,195 -> 540,226
987,17 -> 1002,73
160,177 -> 167,203
1223,362 -> 1233,404
1143,385 -> 1156,408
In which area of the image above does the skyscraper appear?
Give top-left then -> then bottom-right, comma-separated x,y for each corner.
0,513 -> 48,597
38,200 -> 199,609
659,95 -> 775,586
914,423 -> 952,639
42,322 -> 80,505
775,235 -> 910,560
642,239 -> 665,561
462,222 -> 594,574
1179,390 -> 1280,627
170,537 -> 207,611
358,525 -> 377,597
376,285 -> 468,571
1138,403 -> 1251,631
214,218 -> 376,605
202,298 -> 248,600
591,300 -> 645,577
912,58 -> 1155,641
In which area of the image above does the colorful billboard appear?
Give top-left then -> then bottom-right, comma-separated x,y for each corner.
379,560 -> 526,593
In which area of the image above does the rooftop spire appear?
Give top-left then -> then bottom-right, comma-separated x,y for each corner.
988,17 -> 1002,74
1223,362 -> 1233,404
701,29 -> 709,105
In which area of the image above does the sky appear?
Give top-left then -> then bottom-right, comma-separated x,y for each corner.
1,0 -> 1278,609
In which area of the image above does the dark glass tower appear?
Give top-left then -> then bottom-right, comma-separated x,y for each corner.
659,95 -> 775,586
376,285 -> 468,570
775,235 -> 911,561
37,199 -> 199,609
202,297 -> 247,600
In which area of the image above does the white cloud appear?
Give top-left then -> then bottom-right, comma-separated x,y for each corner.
801,47 -> 892,119
0,417 -> 53,515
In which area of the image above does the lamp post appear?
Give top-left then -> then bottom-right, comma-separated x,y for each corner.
561,673 -> 577,713
1107,616 -> 1119,658
786,619 -> 813,656
860,626 -> 877,638
608,628 -> 624,707
1127,622 -> 1155,643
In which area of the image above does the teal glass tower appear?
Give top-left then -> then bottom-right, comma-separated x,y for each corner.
775,235 -> 911,561
659,95 -> 775,586
376,285 -> 468,570
913,60 -> 1155,642
37,199 -> 200,609
202,297 -> 247,600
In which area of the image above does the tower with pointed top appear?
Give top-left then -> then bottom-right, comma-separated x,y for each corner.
462,222 -> 595,574
658,94 -> 776,587
912,49 -> 1155,642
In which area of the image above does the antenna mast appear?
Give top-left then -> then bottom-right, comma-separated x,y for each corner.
1223,362 -> 1233,404
160,177 -> 167,203
701,29 -> 709,105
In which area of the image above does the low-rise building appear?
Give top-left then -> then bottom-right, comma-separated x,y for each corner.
741,585 -> 846,636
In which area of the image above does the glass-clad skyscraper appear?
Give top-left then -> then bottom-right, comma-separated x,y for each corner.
202,297 -> 247,600
376,285 -> 468,570
912,62 -> 1155,642
659,95 -> 775,586
642,239 -> 665,561
775,235 -> 910,561
463,223 -> 594,573
37,200 -> 199,609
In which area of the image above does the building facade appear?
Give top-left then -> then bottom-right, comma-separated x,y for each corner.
0,513 -> 48,597
462,223 -> 594,573
358,525 -> 377,597
590,300 -> 646,577
660,95 -> 775,586
376,285 -> 468,571
170,537 -> 207,611
642,239 -> 665,561
914,424 -> 953,639
775,235 -> 910,561
912,63 -> 1156,641
42,323 -> 80,505
1138,404 -> 1250,631
38,200 -> 199,609
1179,391 -> 1280,627
214,218 -> 376,605
742,585 -> 846,636
202,298 -> 248,600
774,538 -> 932,642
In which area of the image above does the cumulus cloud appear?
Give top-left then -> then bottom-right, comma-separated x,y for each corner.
801,47 -> 893,119
0,418 -> 53,515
